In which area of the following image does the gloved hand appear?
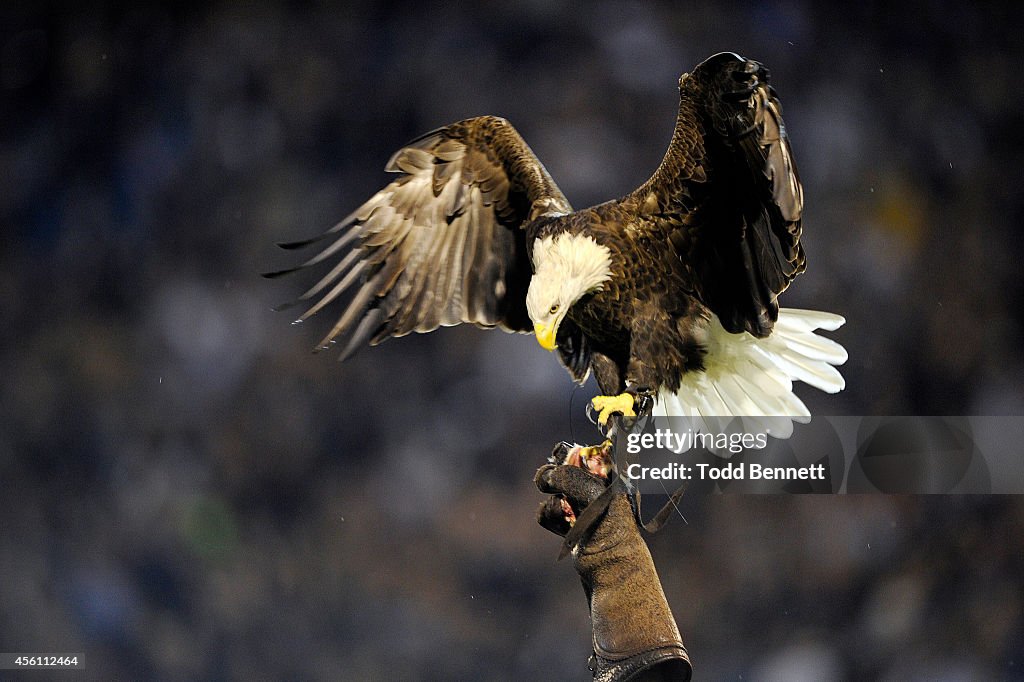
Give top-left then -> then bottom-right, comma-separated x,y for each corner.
536,442 -> 692,682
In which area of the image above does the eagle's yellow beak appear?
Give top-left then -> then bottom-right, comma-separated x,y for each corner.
534,322 -> 558,351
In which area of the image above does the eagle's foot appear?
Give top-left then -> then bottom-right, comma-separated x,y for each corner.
590,393 -> 637,426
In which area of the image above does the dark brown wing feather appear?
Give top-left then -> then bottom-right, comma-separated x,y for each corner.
639,52 -> 805,338
267,116 -> 571,358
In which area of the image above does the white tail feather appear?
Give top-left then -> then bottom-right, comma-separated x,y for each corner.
652,308 -> 846,455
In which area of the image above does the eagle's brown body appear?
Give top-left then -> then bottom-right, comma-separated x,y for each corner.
529,200 -> 709,397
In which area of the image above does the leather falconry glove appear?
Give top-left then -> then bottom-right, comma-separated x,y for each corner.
536,443 -> 692,682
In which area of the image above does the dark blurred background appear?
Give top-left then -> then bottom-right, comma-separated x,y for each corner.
2,1 -> 1023,679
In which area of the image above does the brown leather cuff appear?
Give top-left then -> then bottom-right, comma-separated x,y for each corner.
590,645 -> 692,682
578,495 -> 691,681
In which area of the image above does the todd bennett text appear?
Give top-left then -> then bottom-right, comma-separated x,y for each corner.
626,462 -> 826,482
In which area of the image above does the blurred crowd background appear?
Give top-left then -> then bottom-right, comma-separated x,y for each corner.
2,1 -> 1023,679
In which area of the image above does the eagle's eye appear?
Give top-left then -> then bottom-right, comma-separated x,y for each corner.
549,304 -> 560,315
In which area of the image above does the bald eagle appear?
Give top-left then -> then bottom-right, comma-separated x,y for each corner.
268,52 -> 847,438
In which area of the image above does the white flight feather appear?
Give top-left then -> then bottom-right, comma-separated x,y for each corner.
652,308 -> 847,455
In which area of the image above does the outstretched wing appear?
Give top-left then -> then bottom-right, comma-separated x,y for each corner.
650,52 -> 805,338
267,116 -> 572,359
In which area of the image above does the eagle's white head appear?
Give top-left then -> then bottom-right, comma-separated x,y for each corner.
526,233 -> 613,351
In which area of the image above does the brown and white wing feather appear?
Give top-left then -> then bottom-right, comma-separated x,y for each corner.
267,116 -> 571,358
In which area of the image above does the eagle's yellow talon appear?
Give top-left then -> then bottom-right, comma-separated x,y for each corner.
591,393 -> 637,426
